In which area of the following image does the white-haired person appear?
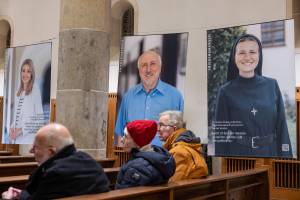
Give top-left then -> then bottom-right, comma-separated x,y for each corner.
158,110 -> 208,182
2,123 -> 110,200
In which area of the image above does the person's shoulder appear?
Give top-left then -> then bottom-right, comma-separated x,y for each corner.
32,84 -> 40,90
51,150 -> 99,169
121,156 -> 150,171
135,147 -> 171,163
159,80 -> 177,90
30,84 -> 41,95
260,75 -> 277,83
218,80 -> 234,93
123,83 -> 143,97
142,146 -> 174,165
260,76 -> 278,87
152,145 -> 172,155
73,151 -> 104,166
158,80 -> 182,96
74,150 -> 95,160
170,144 -> 190,156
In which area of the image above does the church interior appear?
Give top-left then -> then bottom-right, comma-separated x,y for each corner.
0,0 -> 299,199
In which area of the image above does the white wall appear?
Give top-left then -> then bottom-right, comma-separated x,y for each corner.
0,0 -> 60,99
0,0 -> 291,155
263,21 -> 296,97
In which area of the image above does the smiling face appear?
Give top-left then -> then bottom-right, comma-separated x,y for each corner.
235,40 -> 260,78
21,64 -> 32,87
138,51 -> 161,92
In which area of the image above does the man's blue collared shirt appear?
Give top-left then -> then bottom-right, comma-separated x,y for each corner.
115,80 -> 184,146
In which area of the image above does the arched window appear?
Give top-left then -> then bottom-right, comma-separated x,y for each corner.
6,27 -> 11,47
110,1 -> 135,62
121,7 -> 134,36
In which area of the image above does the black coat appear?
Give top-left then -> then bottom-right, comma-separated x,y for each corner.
115,145 -> 175,189
20,144 -> 109,200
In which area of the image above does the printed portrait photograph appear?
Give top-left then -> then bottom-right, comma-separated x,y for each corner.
207,19 -> 296,158
2,42 -> 52,144
114,33 -> 188,146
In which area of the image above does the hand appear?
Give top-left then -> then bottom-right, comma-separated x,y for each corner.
9,128 -> 22,141
1,187 -> 21,200
9,128 -> 15,143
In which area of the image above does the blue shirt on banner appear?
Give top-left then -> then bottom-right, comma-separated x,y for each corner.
115,79 -> 184,146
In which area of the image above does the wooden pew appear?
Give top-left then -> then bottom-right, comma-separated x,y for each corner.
0,151 -> 13,156
0,156 -> 115,166
0,167 -> 120,193
0,175 -> 28,192
0,155 -> 35,163
60,168 -> 269,200
0,162 -> 37,177
96,158 -> 117,168
0,158 -> 116,177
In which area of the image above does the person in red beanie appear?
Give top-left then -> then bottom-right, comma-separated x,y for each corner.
115,120 -> 175,189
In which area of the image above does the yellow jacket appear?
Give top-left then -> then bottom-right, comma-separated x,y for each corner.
163,128 -> 208,182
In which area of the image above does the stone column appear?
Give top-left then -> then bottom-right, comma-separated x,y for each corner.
57,0 -> 111,158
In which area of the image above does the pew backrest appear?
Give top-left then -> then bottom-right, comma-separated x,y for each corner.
0,158 -> 116,177
59,168 -> 269,200
0,155 -> 35,163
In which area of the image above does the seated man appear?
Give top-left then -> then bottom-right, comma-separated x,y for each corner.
115,120 -> 175,189
2,123 -> 110,200
158,110 -> 208,182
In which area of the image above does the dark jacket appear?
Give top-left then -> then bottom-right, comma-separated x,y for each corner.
115,145 -> 175,189
20,144 -> 110,200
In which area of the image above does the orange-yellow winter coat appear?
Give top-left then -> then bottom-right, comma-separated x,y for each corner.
163,128 -> 208,182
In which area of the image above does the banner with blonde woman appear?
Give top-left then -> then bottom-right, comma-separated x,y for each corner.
2,42 -> 52,144
207,19 -> 296,158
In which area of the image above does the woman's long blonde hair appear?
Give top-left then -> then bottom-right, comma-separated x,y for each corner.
17,59 -> 35,96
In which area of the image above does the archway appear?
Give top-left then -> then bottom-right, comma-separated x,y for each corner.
107,0 -> 136,157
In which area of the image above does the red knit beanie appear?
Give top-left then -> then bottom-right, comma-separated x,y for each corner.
126,120 -> 157,147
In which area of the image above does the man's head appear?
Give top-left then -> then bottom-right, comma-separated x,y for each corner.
30,123 -> 74,165
158,110 -> 184,141
137,50 -> 162,92
122,120 -> 157,152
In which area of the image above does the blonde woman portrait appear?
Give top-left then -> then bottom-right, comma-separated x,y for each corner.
9,59 -> 44,144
